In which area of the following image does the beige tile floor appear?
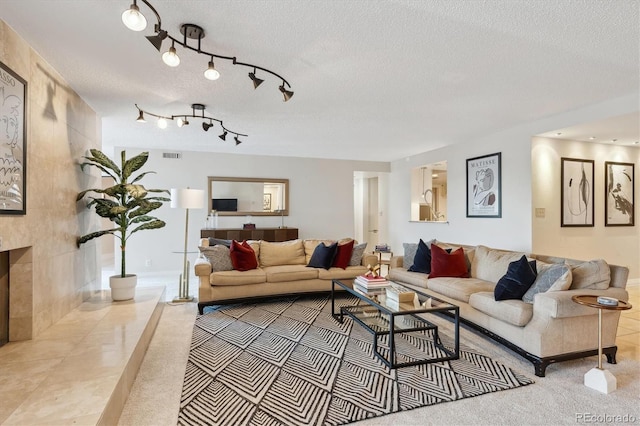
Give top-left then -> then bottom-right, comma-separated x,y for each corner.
0,261 -> 638,424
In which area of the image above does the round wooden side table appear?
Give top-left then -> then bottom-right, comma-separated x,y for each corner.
571,295 -> 632,394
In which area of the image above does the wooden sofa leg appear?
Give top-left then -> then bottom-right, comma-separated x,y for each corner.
604,346 -> 618,364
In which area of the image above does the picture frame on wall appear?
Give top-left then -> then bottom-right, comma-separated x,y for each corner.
560,157 -> 594,227
0,60 -> 27,215
605,161 -> 634,226
263,193 -> 271,211
466,152 -> 501,218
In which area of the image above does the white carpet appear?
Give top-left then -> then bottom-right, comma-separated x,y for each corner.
119,301 -> 640,426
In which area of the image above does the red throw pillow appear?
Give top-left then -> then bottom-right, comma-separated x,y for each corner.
429,245 -> 469,278
230,240 -> 258,271
332,240 -> 355,269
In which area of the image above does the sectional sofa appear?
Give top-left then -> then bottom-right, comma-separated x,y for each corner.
388,241 -> 630,376
194,238 -> 378,313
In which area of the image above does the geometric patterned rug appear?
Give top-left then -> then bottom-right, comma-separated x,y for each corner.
178,294 -> 533,426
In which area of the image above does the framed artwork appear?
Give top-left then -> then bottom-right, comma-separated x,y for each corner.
560,157 -> 594,227
466,152 -> 501,218
263,193 -> 271,211
0,61 -> 27,215
605,161 -> 634,226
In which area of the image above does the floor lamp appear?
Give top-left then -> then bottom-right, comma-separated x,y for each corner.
171,188 -> 204,303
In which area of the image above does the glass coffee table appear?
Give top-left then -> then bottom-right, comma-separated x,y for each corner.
331,279 -> 459,369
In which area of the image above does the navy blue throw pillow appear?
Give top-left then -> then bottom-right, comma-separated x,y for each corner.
494,255 -> 538,301
409,240 -> 451,274
307,242 -> 338,269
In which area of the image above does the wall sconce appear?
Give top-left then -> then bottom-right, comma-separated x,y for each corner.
122,0 -> 294,101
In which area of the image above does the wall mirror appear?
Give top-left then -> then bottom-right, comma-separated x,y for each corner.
410,162 -> 447,222
207,177 -> 289,216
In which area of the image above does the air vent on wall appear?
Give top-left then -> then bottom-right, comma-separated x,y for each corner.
162,152 -> 182,159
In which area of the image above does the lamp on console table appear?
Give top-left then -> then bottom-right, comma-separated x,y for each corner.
171,188 -> 204,302
276,209 -> 287,228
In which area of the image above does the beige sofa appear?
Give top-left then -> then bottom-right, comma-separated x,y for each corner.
195,238 -> 377,313
388,241 -> 630,377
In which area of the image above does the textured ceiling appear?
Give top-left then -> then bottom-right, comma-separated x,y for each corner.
1,0 -> 638,161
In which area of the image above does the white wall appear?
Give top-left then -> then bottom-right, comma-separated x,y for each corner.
388,94 -> 639,264
532,137 -> 639,278
114,148 -> 388,274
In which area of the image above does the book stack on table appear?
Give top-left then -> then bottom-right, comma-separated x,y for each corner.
354,275 -> 389,295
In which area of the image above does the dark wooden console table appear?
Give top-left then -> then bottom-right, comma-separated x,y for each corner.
200,227 -> 298,242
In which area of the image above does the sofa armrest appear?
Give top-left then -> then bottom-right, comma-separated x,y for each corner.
194,256 -> 212,276
390,256 -> 403,269
534,288 -> 629,319
362,254 -> 378,267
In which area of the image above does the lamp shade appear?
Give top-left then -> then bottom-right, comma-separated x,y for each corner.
171,188 -> 204,209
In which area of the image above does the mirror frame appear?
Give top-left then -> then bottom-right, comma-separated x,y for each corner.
207,176 -> 289,216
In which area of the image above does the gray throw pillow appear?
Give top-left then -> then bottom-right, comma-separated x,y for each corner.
522,263 -> 572,304
199,245 -> 234,272
349,243 -> 368,266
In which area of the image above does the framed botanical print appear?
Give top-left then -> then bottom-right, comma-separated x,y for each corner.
466,152 -> 501,218
561,157 -> 594,227
605,161 -> 634,226
0,60 -> 27,215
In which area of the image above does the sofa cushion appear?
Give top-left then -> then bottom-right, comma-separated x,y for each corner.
567,259 -> 611,290
522,263 -> 572,304
264,265 -> 319,283
307,242 -> 338,269
469,292 -> 534,327
318,265 -> 368,280
349,242 -> 368,266
198,245 -> 233,272
388,268 -> 429,289
471,245 -> 527,283
494,255 -> 537,301
426,277 -> 495,303
230,240 -> 258,271
333,240 -> 355,269
210,268 -> 266,286
260,239 -> 306,267
429,246 -> 469,278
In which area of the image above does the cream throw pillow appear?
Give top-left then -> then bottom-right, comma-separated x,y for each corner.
471,245 -> 527,283
260,239 -> 306,267
568,259 -> 611,290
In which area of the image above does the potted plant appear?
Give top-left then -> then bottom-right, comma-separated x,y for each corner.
77,149 -> 170,300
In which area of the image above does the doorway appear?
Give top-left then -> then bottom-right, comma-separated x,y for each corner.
354,172 -> 389,260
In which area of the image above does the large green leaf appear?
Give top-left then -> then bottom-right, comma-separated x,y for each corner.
130,171 -> 155,184
89,198 -> 120,218
129,219 -> 166,236
85,149 -> 121,175
77,229 -> 117,246
122,152 -> 148,181
79,162 -> 117,180
129,201 -> 163,217
130,215 -> 155,224
77,188 -> 107,201
125,184 -> 148,199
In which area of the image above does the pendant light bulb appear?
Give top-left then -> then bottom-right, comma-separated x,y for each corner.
162,45 -> 180,67
204,61 -> 220,80
122,2 -> 147,32
157,117 -> 167,129
177,117 -> 189,127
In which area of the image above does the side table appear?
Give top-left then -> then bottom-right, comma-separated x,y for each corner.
571,295 -> 632,394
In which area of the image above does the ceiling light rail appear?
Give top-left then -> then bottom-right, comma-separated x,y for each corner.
135,103 -> 247,145
122,0 -> 294,101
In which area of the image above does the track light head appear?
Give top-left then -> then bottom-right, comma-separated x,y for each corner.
122,1 -> 147,31
204,61 -> 220,81
177,117 -> 189,127
234,136 -> 242,146
157,117 -> 167,129
202,122 -> 213,131
219,131 -> 227,141
146,29 -> 168,52
136,110 -> 146,122
248,70 -> 264,89
162,44 -> 180,67
279,84 -> 294,102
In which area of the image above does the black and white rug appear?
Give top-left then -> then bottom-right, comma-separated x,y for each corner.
178,294 -> 533,426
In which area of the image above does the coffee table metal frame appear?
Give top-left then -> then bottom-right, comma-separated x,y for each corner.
331,279 -> 459,369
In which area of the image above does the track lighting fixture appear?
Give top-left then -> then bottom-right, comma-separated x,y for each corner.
248,68 -> 264,89
122,1 -> 147,31
162,41 -> 180,67
122,0 -> 294,100
135,104 -> 247,143
204,59 -> 220,81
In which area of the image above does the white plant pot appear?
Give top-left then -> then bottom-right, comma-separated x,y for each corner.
109,274 -> 137,301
